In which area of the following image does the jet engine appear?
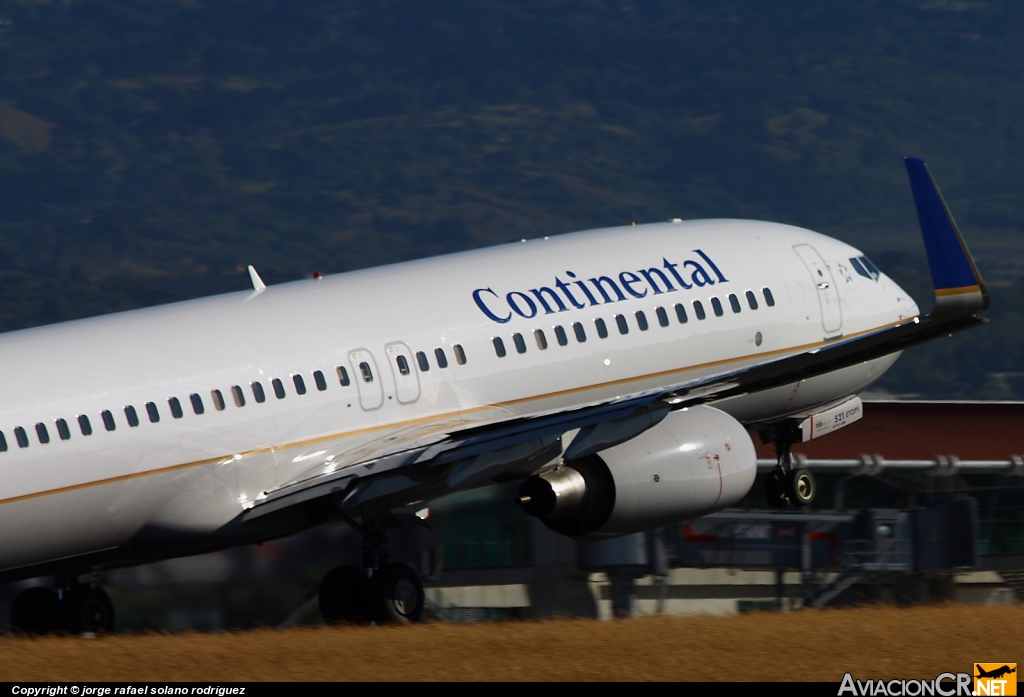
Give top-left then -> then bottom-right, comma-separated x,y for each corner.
518,406 -> 757,539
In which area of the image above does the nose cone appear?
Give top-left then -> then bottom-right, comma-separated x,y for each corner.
883,274 -> 922,319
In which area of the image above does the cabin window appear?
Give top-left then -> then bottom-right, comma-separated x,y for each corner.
554,325 -> 568,346
125,405 -> 140,427
190,393 -> 205,414
615,314 -> 629,335
56,419 -> 70,441
573,322 -> 586,342
746,290 -> 759,310
0,432 -> 7,451
313,370 -> 327,391
273,378 -> 287,398
337,367 -> 351,387
251,382 -> 266,403
675,303 -> 688,323
513,333 -> 527,354
535,329 -> 548,350
78,415 -> 93,436
763,287 -> 776,307
169,397 -> 184,419
635,310 -> 649,331
693,300 -> 706,320
15,427 -> 28,448
729,294 -> 742,313
230,386 -> 245,408
453,344 -> 467,364
293,374 -> 307,395
211,389 -> 226,410
711,297 -> 724,317
358,362 -> 374,383
101,410 -> 116,431
435,348 -> 449,368
656,307 -> 669,327
416,351 -> 430,371
146,402 -> 161,422
396,355 -> 410,375
595,317 -> 608,339
36,422 -> 50,444
493,337 -> 507,357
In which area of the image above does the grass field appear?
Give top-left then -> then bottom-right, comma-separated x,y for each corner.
1,604 -> 1020,682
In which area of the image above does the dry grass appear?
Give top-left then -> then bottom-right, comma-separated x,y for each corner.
1,604 -> 1019,682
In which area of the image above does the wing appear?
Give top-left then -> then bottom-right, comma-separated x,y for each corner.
243,158 -> 988,521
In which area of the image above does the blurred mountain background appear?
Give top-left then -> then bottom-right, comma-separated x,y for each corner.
1,0 -> 1023,398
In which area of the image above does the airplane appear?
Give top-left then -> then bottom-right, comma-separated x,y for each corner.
975,666 -> 1016,680
0,157 -> 989,633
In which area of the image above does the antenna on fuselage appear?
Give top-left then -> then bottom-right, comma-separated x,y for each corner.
248,265 -> 266,292
246,265 -> 266,300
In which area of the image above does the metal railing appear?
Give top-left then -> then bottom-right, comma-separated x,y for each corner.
840,538 -> 913,572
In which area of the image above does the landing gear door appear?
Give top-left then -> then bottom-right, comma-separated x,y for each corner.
385,342 -> 421,404
793,244 -> 842,336
349,349 -> 385,411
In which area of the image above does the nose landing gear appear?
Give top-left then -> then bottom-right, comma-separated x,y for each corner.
762,425 -> 816,509
787,468 -> 817,507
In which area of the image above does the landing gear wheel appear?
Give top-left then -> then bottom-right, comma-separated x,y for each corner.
786,468 -> 816,507
61,586 -> 115,634
764,469 -> 789,509
10,587 -> 60,635
320,565 -> 373,625
371,563 -> 424,624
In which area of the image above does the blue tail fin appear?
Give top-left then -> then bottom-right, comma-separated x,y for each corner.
904,157 -> 989,316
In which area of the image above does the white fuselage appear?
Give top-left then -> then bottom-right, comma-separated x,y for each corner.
0,220 -> 918,577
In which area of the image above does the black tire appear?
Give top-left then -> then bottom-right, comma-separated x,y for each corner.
786,468 -> 816,507
10,587 -> 60,635
319,565 -> 373,625
764,469 -> 788,509
61,585 -> 115,634
371,563 -> 425,625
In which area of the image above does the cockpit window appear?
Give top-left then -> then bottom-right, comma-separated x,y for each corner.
860,256 -> 881,281
851,256 -> 880,281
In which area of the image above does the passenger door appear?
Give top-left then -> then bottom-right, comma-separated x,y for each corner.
793,244 -> 842,336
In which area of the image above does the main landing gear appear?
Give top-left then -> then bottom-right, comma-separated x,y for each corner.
763,426 -> 817,509
10,577 -> 115,635
318,513 -> 425,625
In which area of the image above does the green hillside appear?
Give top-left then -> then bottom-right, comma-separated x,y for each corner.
1,1 -> 1023,397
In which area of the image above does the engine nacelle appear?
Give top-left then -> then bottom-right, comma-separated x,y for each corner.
518,406 -> 757,539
